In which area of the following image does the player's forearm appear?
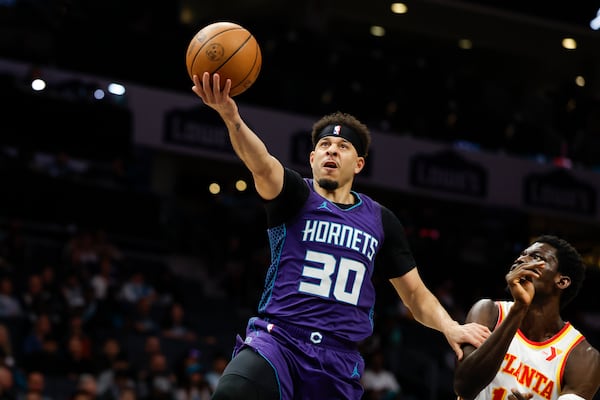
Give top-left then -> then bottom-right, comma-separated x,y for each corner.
223,113 -> 271,173
221,112 -> 284,200
454,304 -> 527,398
401,284 -> 455,331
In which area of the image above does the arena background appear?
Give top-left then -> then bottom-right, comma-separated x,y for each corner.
1,1 -> 600,399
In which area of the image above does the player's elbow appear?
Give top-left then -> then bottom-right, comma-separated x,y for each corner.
453,371 -> 478,400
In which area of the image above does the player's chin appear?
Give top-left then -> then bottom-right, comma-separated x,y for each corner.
316,178 -> 339,191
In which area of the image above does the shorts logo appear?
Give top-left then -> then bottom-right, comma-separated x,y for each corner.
267,323 -> 274,333
351,363 -> 361,378
310,331 -> 323,344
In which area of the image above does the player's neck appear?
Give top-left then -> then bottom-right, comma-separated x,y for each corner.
520,307 -> 565,341
314,182 -> 355,205
318,189 -> 355,204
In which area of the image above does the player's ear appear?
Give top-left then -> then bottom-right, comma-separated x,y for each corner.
555,275 -> 571,289
354,156 -> 365,174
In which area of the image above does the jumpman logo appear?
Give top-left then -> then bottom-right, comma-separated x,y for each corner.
317,201 -> 331,211
350,362 -> 360,379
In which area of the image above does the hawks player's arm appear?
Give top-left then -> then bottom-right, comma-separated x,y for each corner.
454,299 -> 518,400
561,338 -> 600,400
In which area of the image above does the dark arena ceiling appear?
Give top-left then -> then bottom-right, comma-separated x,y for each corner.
2,0 -> 599,97
1,0 -> 600,161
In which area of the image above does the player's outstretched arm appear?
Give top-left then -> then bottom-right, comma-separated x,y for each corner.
192,72 -> 284,200
388,269 -> 490,361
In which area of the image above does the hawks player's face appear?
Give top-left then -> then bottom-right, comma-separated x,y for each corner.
310,136 -> 364,187
511,242 -> 559,291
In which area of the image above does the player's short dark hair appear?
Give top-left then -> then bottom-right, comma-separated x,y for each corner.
311,111 -> 372,157
532,235 -> 585,309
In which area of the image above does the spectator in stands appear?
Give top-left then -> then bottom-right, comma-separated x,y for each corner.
91,230 -> 122,263
129,336 -> 162,378
17,371 -> 52,400
93,338 -> 126,377
60,273 -> 88,315
90,257 -> 118,304
21,314 -> 62,376
118,272 -> 156,313
0,364 -> 16,400
361,350 -> 401,400
69,390 -> 93,400
38,266 -> 67,321
173,349 -> 203,390
135,353 -> 176,400
20,272 -> 66,327
62,336 -> 97,381
20,274 -> 57,325
97,360 -> 135,400
39,266 -> 60,298
203,353 -> 228,394
160,303 -> 196,343
129,298 -> 160,337
0,324 -> 16,368
76,374 -> 98,400
64,314 -> 93,359
116,387 -> 136,400
174,364 -> 211,400
63,231 -> 99,277
88,261 -> 122,332
0,276 -> 24,319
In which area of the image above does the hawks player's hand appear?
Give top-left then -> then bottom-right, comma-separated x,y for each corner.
505,260 -> 544,306
507,388 -> 533,400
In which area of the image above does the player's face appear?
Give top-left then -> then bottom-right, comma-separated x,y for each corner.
310,136 -> 364,189
512,242 -> 559,289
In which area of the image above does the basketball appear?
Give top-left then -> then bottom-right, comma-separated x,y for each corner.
186,21 -> 262,97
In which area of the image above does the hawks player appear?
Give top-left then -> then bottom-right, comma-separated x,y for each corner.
454,235 -> 600,400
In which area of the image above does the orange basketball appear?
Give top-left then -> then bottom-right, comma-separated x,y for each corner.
186,21 -> 262,97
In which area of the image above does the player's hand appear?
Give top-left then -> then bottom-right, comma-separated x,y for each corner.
191,72 -> 237,116
507,388 -> 534,400
446,322 -> 491,360
505,260 -> 544,306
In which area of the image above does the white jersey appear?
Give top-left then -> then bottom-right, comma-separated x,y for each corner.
473,301 -> 585,400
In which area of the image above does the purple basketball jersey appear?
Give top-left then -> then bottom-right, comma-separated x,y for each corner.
258,178 -> 383,343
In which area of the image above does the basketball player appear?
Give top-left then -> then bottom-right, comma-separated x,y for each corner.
191,72 -> 491,400
454,235 -> 600,400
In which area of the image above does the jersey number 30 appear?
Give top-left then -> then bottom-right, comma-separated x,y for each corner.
298,249 -> 366,305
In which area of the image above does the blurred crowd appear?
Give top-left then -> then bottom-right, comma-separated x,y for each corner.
0,221 -> 238,400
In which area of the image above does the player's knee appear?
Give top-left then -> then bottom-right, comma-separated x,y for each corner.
211,374 -> 260,400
